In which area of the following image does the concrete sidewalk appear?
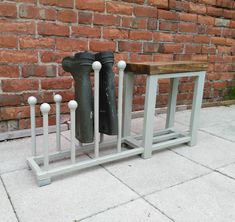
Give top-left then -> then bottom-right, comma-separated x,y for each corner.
1,105 -> 235,222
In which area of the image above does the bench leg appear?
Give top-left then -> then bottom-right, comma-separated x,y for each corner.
141,75 -> 158,159
188,72 -> 206,146
165,78 -> 179,129
122,72 -> 134,137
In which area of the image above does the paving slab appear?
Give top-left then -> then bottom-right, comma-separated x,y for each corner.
173,105 -> 235,128
218,163 -> 235,179
80,198 -> 172,222
172,131 -> 235,169
0,179 -> 18,222
0,133 -> 71,174
103,149 -> 210,195
2,167 -> 138,222
146,172 -> 235,222
202,120 -> 235,142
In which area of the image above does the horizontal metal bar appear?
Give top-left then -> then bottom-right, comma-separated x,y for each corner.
152,132 -> 181,144
124,137 -> 141,148
38,147 -> 144,178
157,71 -> 203,79
152,136 -> 191,151
27,157 -> 43,175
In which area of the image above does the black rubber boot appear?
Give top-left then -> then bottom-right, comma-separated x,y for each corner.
62,52 -> 95,143
95,52 -> 118,135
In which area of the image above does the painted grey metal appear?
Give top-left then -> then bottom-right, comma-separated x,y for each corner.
54,94 -> 62,151
142,75 -> 158,159
122,72 -> 134,137
166,78 -> 179,128
188,71 -> 206,146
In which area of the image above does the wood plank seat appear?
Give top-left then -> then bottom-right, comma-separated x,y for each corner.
126,61 -> 208,75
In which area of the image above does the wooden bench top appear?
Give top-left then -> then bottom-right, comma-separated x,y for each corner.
126,61 -> 208,75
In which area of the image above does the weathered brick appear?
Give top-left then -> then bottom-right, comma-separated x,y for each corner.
179,23 -> 197,33
0,2 -> 17,18
93,14 -> 120,26
56,38 -> 88,51
72,26 -> 101,38
158,43 -> 183,53
2,79 -> 39,92
76,0 -> 105,12
189,2 -> 207,14
175,34 -> 193,42
41,78 -> 73,89
129,30 -> 152,40
118,41 -> 142,52
194,35 -> 210,44
107,1 -> 133,15
40,0 -> 73,8
19,36 -> 55,49
215,18 -> 230,27
57,10 -> 77,23
40,51 -> 71,63
185,44 -> 202,53
38,22 -> 69,37
198,15 -> 214,25
0,51 -> 37,63
134,6 -> 158,17
130,54 -> 153,62
159,21 -> 178,32
90,40 -> 116,52
153,32 -> 174,42
122,17 -> 147,29
179,12 -> 197,22
0,95 -> 21,107
158,9 -> 178,20
143,42 -> 159,53
22,65 -> 56,78
211,36 -> 227,45
207,6 -> 223,17
148,0 -> 169,8
0,35 -> 17,48
103,28 -> 129,39
0,65 -> 19,78
0,20 -> 35,34
78,12 -> 92,24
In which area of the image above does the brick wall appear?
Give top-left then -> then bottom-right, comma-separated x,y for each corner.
0,0 -> 235,132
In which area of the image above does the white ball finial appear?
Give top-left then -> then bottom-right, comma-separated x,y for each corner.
40,103 -> 51,113
54,94 -> 62,103
118,60 -> 126,70
68,100 -> 78,110
28,96 -> 37,105
92,61 -> 102,71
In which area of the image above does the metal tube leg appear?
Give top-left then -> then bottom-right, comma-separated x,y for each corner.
141,75 -> 158,159
122,72 -> 134,137
188,71 -> 206,146
165,78 -> 179,129
54,94 -> 62,151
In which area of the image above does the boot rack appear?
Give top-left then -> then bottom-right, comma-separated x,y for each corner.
27,60 -> 207,187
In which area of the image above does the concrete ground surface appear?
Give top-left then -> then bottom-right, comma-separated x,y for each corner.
0,105 -> 235,222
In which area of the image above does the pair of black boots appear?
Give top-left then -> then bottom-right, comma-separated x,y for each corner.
62,51 -> 118,143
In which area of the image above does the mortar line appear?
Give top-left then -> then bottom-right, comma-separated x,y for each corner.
0,175 -> 20,222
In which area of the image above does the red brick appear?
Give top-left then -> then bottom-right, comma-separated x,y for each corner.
76,0 -> 105,12
207,6 -> 223,17
93,14 -> 120,26
175,34 -> 193,42
159,21 -> 178,32
0,20 -> 35,34
198,15 -> 214,25
158,9 -> 178,20
0,106 -> 31,121
143,42 -> 159,53
40,0 -> 73,8
134,6 -> 158,17
118,41 -> 142,52
179,23 -> 197,33
148,0 -> 169,8
41,78 -> 73,90
185,45 -> 202,53
19,5 -> 39,19
0,3 -> 17,18
158,43 -> 183,53
103,28 -> 129,39
207,27 -> 222,35
106,2 -> 133,15
22,65 -> 56,78
40,8 -> 57,21
129,30 -> 152,40
189,2 -> 207,14
78,12 -> 92,24
56,38 -> 88,51
57,10 -> 77,23
194,35 -> 210,44
2,79 -> 39,92
0,51 -> 37,63
179,13 -> 197,22
147,18 -> 158,30
216,0 -> 233,8
38,22 -> 69,37
217,45 -> 231,54
122,17 -> 147,29
0,65 -> 18,78
199,0 -> 216,5
0,35 -> 17,48
19,36 -> 54,49
174,1 -> 189,12
40,51 -> 71,63
153,54 -> 173,62
153,32 -> 174,42
0,95 -> 21,107
90,40 -> 116,52
211,36 -> 227,45
72,26 -> 101,38
130,54 -> 153,62
213,82 -> 226,89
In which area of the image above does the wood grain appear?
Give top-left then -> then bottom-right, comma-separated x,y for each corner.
126,61 -> 208,75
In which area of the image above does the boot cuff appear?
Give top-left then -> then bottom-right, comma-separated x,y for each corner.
75,52 -> 95,61
95,51 -> 114,63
